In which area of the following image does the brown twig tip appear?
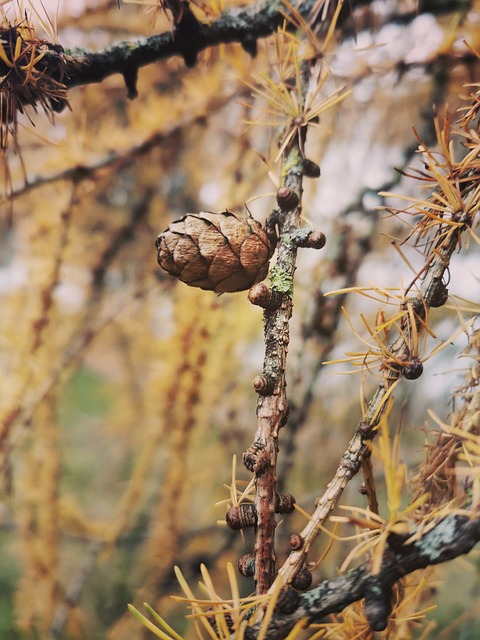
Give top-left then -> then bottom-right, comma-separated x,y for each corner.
248,283 -> 282,310
240,35 -> 257,57
252,374 -> 275,395
122,66 -> 138,100
291,567 -> 313,591
303,159 -> 321,178
275,492 -> 296,513
276,187 -> 300,210
289,533 -> 304,550
225,504 -> 257,530
238,553 -> 256,577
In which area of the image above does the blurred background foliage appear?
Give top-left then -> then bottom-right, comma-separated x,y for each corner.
0,0 -> 479,638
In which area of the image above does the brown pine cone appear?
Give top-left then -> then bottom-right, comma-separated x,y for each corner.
156,211 -> 272,293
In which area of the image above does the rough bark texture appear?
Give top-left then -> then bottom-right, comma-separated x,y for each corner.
246,141 -> 306,595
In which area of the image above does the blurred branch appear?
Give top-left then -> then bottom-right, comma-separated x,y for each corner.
59,0 -> 358,86
5,94 -> 231,201
49,541 -> 103,640
0,190 -> 153,486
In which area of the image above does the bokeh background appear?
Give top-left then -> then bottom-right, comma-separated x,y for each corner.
0,0 -> 479,638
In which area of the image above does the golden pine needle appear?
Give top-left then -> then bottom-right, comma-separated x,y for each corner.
128,604 -> 181,640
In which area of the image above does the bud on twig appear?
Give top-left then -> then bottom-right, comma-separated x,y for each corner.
248,283 -> 283,310
430,280 -> 449,307
291,567 -> 312,591
238,553 -> 256,577
276,187 -> 299,210
358,421 -> 374,439
226,503 -> 257,530
303,158 -> 321,178
403,359 -> 423,380
243,442 -> 270,472
289,533 -> 304,550
275,492 -> 296,513
252,374 -> 274,395
295,229 -> 326,250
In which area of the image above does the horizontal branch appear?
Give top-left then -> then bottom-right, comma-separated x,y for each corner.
245,511 -> 480,639
57,0 -> 359,88
42,0 -> 467,94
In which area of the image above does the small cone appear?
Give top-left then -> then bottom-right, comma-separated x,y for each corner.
156,211 -> 272,293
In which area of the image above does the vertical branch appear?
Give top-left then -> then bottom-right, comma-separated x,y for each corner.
245,75 -> 310,595
15,394 -> 60,636
0,185 -> 76,487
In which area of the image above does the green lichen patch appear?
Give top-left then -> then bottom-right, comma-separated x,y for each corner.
270,264 -> 294,296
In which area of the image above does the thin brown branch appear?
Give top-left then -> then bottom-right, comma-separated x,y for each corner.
244,55 -> 327,595
246,132 -> 306,597
49,541 -> 103,640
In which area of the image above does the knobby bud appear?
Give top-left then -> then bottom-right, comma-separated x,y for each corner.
276,187 -> 299,210
243,442 -> 270,472
156,211 -> 272,293
238,553 -> 255,577
403,359 -> 423,380
275,492 -> 296,514
289,533 -> 304,550
252,374 -> 274,395
226,503 -> 257,530
291,567 -> 312,591
430,280 -> 449,307
303,158 -> 321,178
248,283 -> 282,310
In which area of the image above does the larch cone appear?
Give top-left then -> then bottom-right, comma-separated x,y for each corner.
156,211 -> 272,293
